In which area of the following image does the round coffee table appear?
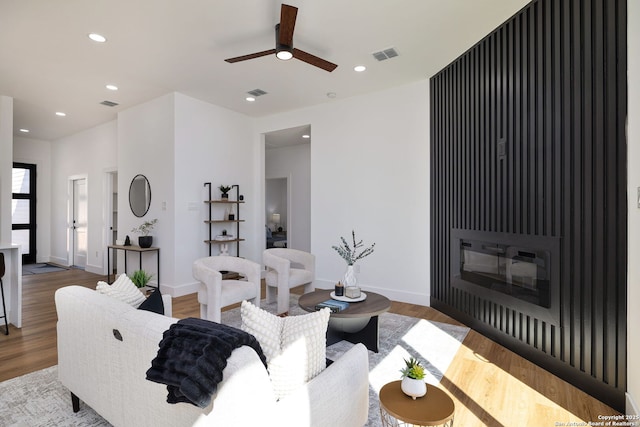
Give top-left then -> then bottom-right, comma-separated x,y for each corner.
298,289 -> 390,352
379,381 -> 455,427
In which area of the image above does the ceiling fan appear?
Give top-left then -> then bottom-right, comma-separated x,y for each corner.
224,4 -> 338,72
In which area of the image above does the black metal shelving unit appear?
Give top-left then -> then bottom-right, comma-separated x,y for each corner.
203,182 -> 245,257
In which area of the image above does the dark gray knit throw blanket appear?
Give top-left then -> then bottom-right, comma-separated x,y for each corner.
146,317 -> 267,408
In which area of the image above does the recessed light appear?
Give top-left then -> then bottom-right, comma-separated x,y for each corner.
88,33 -> 107,43
302,134 -> 310,139
106,84 -> 118,91
246,96 -> 256,102
55,112 -> 66,117
19,128 -> 29,133
354,65 -> 366,72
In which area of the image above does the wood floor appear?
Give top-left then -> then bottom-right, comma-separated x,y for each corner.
0,269 -> 619,426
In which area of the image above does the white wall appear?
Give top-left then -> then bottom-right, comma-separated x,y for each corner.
0,96 -> 13,245
171,93 -> 255,295
627,0 -> 640,416
255,81 -> 431,305
13,136 -> 52,262
0,96 -> 21,327
50,121 -> 117,273
266,142 -> 311,251
117,94 -> 175,285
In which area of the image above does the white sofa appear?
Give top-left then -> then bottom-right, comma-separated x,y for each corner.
55,285 -> 370,427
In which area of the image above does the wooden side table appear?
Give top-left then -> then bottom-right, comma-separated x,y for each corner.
379,381 -> 455,427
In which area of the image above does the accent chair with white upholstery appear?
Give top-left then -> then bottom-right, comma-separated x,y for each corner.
263,248 -> 315,315
193,256 -> 261,323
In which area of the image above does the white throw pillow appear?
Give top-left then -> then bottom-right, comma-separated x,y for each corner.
241,300 -> 330,400
96,274 -> 146,308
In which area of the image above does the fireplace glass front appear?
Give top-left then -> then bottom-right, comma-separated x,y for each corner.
458,239 -> 551,308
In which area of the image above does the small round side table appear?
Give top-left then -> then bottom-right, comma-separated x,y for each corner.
379,381 -> 455,427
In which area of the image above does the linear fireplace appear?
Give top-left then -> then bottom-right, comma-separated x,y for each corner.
451,229 -> 560,326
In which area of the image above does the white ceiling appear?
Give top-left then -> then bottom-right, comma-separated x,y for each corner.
0,0 -> 530,141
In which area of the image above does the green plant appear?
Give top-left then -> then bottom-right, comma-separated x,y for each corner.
131,218 -> 157,236
218,185 -> 232,194
130,270 -> 153,288
331,230 -> 375,265
400,357 -> 425,380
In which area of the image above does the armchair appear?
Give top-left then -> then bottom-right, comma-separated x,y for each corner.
263,248 -> 315,315
193,256 -> 261,323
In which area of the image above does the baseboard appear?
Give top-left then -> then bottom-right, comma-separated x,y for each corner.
84,263 -> 102,275
49,256 -> 68,266
314,279 -> 430,306
628,392 -> 639,416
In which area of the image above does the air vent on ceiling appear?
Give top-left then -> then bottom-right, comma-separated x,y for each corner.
372,48 -> 399,61
100,100 -> 119,107
247,89 -> 268,97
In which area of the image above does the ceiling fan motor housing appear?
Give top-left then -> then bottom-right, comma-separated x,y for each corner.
275,24 -> 293,60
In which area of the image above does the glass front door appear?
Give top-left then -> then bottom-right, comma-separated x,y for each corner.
12,163 -> 37,264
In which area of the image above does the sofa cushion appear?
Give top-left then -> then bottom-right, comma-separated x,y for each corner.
240,300 -> 330,400
138,288 -> 164,315
96,273 -> 147,308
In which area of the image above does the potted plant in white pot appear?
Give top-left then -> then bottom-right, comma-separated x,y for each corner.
400,357 -> 427,399
131,218 -> 157,248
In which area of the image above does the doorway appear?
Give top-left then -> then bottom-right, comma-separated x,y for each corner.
105,171 -> 118,275
70,177 -> 88,269
266,177 -> 288,248
264,124 -> 311,252
11,163 -> 36,264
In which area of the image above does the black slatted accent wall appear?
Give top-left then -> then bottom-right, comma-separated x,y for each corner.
430,0 -> 627,410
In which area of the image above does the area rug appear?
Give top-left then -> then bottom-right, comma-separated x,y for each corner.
22,263 -> 68,275
0,366 -> 106,427
222,297 -> 470,426
0,296 -> 469,427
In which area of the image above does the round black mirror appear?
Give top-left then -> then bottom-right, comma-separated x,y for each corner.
129,174 -> 151,217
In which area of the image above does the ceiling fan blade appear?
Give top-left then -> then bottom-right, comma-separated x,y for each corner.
225,49 -> 276,63
293,49 -> 338,72
279,4 -> 298,46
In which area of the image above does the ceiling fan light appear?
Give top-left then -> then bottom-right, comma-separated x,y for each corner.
276,48 -> 293,61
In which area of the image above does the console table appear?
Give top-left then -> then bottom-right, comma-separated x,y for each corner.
107,245 -> 159,287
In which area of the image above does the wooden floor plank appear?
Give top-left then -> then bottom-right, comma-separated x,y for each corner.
0,269 -> 619,425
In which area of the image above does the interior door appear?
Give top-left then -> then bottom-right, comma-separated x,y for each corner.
72,178 -> 88,268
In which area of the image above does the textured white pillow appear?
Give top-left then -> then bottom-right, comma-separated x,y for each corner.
241,300 -> 330,400
96,274 -> 146,308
